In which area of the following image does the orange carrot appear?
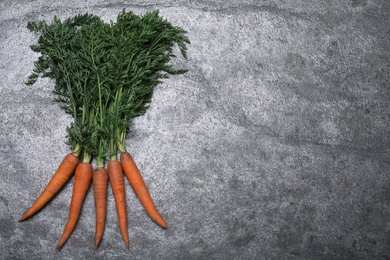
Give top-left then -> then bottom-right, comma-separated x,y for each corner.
108,160 -> 129,248
92,167 -> 108,248
120,152 -> 167,229
19,153 -> 79,222
57,162 -> 92,249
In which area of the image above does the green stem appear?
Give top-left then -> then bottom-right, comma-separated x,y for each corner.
117,129 -> 126,154
72,143 -> 81,157
82,150 -> 92,163
91,43 -> 107,164
97,74 -> 104,130
91,43 -> 104,133
64,69 -> 78,122
83,73 -> 93,126
96,134 -> 106,167
97,156 -> 105,168
109,137 -> 117,161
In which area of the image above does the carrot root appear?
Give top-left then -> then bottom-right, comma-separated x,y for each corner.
56,162 -> 92,249
120,152 -> 167,229
19,153 -> 79,222
108,160 -> 130,248
93,167 -> 108,248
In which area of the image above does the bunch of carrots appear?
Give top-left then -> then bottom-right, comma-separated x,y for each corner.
19,10 -> 189,249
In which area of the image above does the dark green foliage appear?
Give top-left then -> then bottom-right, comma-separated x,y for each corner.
26,9 -> 190,159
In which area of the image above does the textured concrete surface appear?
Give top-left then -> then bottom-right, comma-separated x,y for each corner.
1,0 -> 390,259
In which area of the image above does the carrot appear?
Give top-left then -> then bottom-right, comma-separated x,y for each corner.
92,167 -> 108,248
108,160 -> 129,248
19,153 -> 79,222
57,162 -> 92,249
120,152 -> 167,229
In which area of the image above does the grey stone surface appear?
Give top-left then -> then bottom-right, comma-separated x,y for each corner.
1,0 -> 390,259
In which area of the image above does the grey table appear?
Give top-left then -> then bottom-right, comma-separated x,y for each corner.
1,1 -> 389,259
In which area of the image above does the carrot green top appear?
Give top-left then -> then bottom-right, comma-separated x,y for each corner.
26,9 -> 190,165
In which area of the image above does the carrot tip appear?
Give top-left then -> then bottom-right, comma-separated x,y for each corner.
155,217 -> 168,229
56,239 -> 65,249
123,238 -> 130,248
160,220 -> 168,229
19,212 -> 30,222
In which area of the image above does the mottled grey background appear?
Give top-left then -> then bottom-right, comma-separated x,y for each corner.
1,0 -> 389,259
